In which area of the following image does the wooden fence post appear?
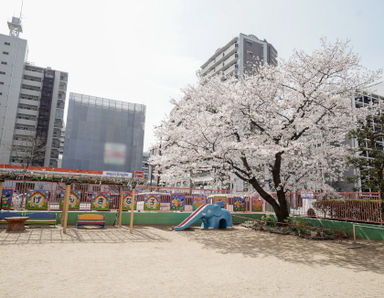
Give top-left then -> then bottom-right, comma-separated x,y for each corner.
62,183 -> 71,233
129,188 -> 135,233
118,185 -> 124,226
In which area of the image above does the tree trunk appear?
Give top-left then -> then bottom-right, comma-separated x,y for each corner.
275,189 -> 290,222
249,177 -> 290,223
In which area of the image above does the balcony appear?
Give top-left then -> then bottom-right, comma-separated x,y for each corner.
20,88 -> 40,97
15,118 -> 36,127
19,98 -> 39,107
14,129 -> 35,137
18,108 -> 38,117
22,79 -> 42,88
23,69 -> 44,79
13,140 -> 33,147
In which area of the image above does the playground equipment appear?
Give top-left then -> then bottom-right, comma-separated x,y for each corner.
174,203 -> 233,231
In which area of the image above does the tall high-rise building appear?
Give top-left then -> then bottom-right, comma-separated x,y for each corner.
200,33 -> 277,78
62,93 -> 146,173
0,17 -> 68,167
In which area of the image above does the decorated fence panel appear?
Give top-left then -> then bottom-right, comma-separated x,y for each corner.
1,178 -> 382,225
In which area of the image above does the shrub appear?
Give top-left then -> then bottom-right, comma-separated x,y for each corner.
261,214 -> 277,227
291,216 -> 307,236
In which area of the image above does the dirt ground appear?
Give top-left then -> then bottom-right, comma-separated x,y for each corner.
0,225 -> 383,298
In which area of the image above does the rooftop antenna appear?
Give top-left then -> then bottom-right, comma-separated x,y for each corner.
19,0 -> 24,20
7,0 -> 23,37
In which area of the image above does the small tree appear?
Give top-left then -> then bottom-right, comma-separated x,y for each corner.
152,39 -> 379,222
347,108 -> 384,213
12,137 -> 47,167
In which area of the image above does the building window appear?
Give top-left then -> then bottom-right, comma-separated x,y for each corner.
0,82 -> 4,85
0,71 -> 5,75
0,92 -> 2,95
2,52 -> 9,55
4,42 -> 10,46
1,61 -> 7,65
247,41 -> 252,47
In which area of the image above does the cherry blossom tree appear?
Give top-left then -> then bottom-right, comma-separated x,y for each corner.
152,39 -> 380,222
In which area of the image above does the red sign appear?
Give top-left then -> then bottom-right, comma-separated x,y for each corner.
134,171 -> 144,179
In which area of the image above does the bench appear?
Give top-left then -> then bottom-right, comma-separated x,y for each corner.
76,214 -> 105,228
0,212 -> 22,224
25,213 -> 57,226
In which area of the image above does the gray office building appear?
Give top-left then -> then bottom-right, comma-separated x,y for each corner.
0,17 -> 68,167
62,93 -> 146,173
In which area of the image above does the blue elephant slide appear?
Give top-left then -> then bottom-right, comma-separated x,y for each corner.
174,204 -> 233,231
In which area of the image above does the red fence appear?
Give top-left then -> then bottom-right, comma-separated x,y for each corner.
288,192 -> 382,225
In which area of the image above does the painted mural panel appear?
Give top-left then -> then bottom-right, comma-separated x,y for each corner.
234,197 -> 246,211
92,193 -> 110,210
170,194 -> 185,210
144,194 -> 160,211
1,189 -> 13,209
26,190 -> 49,210
252,198 -> 263,212
193,195 -> 206,210
60,191 -> 81,210
122,193 -> 137,210
213,196 -> 227,209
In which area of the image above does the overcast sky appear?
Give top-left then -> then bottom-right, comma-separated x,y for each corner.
1,0 -> 383,151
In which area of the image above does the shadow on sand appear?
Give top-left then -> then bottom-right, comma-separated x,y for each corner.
0,225 -> 168,245
180,226 -> 384,275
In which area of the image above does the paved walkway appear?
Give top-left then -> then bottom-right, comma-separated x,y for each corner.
0,225 -> 167,245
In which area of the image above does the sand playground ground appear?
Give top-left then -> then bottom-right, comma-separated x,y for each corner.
1,225 -> 383,298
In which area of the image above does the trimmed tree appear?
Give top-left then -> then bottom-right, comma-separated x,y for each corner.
347,109 -> 384,214
152,39 -> 379,222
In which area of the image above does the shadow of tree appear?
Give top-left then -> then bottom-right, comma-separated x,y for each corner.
0,226 -> 169,245
180,227 -> 384,274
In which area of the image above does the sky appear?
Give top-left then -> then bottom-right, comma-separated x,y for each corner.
1,0 -> 383,151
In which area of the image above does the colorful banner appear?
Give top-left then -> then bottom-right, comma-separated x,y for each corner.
92,193 -> 110,210
234,197 -> 246,211
252,198 -> 263,212
122,193 -> 136,210
144,194 -> 160,211
170,194 -> 185,210
60,190 -> 81,210
1,189 -> 13,209
193,195 -> 206,210
26,190 -> 49,210
213,196 -> 227,209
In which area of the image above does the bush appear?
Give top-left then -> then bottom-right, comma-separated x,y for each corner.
261,215 -> 277,227
290,217 -> 307,236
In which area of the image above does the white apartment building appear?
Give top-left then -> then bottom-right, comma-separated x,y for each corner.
200,33 -> 277,78
195,33 -> 277,191
0,17 -> 68,167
